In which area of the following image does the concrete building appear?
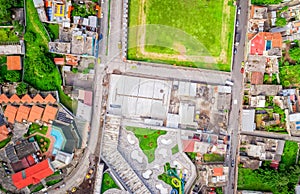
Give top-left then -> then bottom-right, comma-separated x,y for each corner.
242,109 -> 256,132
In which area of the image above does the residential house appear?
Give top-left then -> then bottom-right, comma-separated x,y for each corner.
249,32 -> 282,57
12,159 -> 54,189
7,56 -> 22,70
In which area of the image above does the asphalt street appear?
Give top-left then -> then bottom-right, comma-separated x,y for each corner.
225,0 -> 249,193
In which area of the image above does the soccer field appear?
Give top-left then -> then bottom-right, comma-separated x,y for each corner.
127,0 -> 235,71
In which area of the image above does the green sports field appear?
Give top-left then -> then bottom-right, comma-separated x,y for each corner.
128,0 -> 235,71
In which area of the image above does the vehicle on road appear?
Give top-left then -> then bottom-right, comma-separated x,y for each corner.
237,7 -> 241,14
225,80 -> 234,86
233,99 -> 237,105
240,67 -> 245,74
71,187 -> 77,193
234,48 -> 237,54
236,20 -> 239,27
231,160 -> 234,167
235,33 -> 240,46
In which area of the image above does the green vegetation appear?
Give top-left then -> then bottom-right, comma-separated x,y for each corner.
46,179 -> 62,186
0,184 -> 7,193
27,123 -> 48,135
171,145 -> 179,155
128,0 -> 234,71
44,23 -> 59,40
0,0 -> 24,24
72,4 -> 96,18
186,152 -> 197,161
280,64 -> 300,87
126,126 -> 167,163
238,165 -> 300,193
288,47 -> 300,63
16,82 -> 27,95
203,153 -> 224,162
0,65 -> 21,83
101,173 -> 119,194
31,184 -> 44,193
251,0 -> 282,5
34,135 -> 50,153
0,137 -> 11,149
281,141 -> 298,169
263,74 -> 278,84
0,28 -> 19,42
275,17 -> 287,27
216,187 -> 223,194
24,0 -> 74,112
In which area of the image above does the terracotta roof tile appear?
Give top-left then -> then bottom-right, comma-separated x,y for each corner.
28,106 -> 44,123
44,94 -> 56,104
12,159 -> 54,189
54,58 -> 65,65
10,94 -> 21,103
182,140 -> 195,152
7,56 -> 21,70
251,72 -> 264,85
0,94 -> 9,103
32,94 -> 44,103
15,105 -> 31,123
42,105 -> 58,122
0,125 -> 9,141
4,105 -> 18,123
213,167 -> 223,176
21,94 -> 32,103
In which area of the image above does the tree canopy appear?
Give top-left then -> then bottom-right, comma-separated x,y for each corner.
275,17 -> 287,27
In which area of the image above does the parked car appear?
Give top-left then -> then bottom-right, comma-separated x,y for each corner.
237,7 -> 241,14
5,170 -> 11,174
240,67 -> 244,74
234,48 -> 237,54
231,160 -> 235,167
236,20 -> 239,27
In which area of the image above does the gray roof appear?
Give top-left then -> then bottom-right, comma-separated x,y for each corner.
242,109 -> 256,132
14,141 -> 39,159
5,144 -> 18,163
52,121 -> 80,154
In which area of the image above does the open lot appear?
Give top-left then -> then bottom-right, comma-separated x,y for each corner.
128,0 -> 235,71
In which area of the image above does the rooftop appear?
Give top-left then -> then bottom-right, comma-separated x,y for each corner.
251,72 -> 264,85
4,105 -> 18,123
7,56 -> 22,70
15,105 -> 31,123
27,105 -> 44,123
250,32 -> 282,55
242,109 -> 256,132
42,105 -> 58,123
12,159 -> 54,189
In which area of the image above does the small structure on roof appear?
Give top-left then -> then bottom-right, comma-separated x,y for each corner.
54,58 -> 65,65
242,109 -> 256,132
7,56 -> 22,70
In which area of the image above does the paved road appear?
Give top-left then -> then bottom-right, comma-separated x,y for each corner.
225,0 -> 249,193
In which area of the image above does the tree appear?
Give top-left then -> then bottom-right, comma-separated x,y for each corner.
0,0 -> 12,22
275,17 -> 287,27
16,82 -> 27,95
24,31 -> 36,43
5,70 -> 20,82
289,47 -> 300,62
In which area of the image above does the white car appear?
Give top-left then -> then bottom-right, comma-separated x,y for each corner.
237,7 -> 241,14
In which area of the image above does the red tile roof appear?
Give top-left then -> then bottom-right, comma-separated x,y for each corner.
0,125 -> 9,142
250,32 -> 282,55
84,91 -> 93,106
42,105 -> 58,123
44,94 -> 56,104
182,140 -> 195,152
28,106 -> 44,123
32,94 -> 44,103
26,155 -> 36,166
12,159 -> 54,189
213,167 -> 223,176
0,94 -> 9,103
10,94 -> 21,103
251,72 -> 264,85
7,56 -> 21,70
54,58 -> 65,65
15,105 -> 31,123
4,105 -> 18,123
21,94 -> 32,103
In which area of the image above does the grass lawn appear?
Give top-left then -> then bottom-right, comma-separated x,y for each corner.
44,23 -> 60,40
128,0 -> 235,71
0,28 -> 19,42
126,126 -> 167,163
27,123 -> 48,135
281,141 -> 298,169
171,145 -> 179,155
34,135 -> 51,153
0,138 -> 11,149
46,179 -> 62,186
203,153 -> 224,162
31,184 -> 44,193
101,173 -> 119,194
